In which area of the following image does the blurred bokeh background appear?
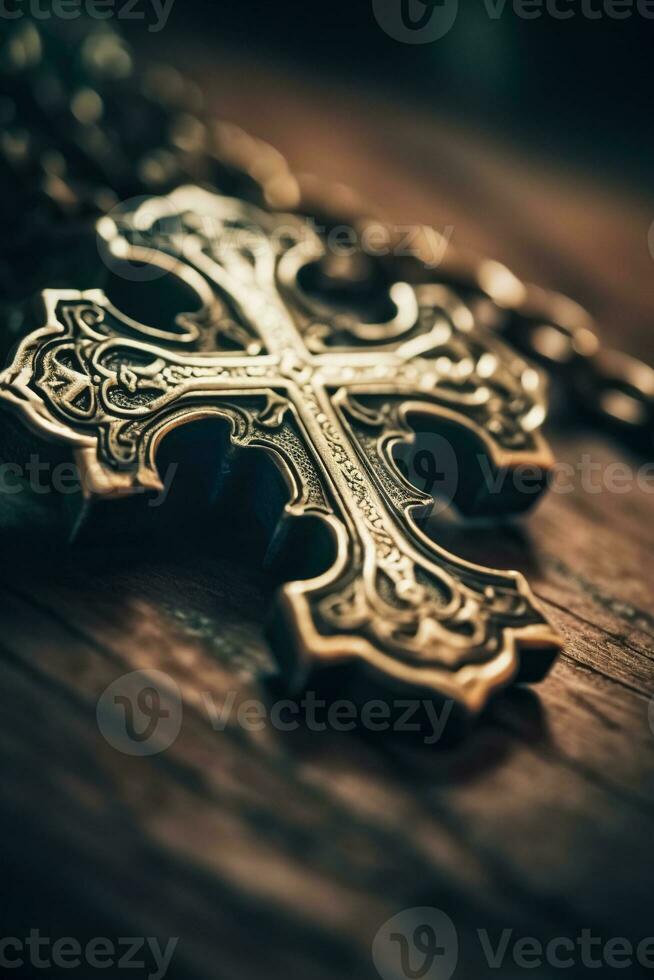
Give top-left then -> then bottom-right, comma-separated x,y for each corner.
128,0 -> 652,188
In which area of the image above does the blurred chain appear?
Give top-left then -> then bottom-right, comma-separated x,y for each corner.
406,243 -> 654,446
401,236 -> 654,447
1,18 -> 652,450
0,20 -> 297,291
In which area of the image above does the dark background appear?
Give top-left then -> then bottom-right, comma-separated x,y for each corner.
127,0 -> 652,188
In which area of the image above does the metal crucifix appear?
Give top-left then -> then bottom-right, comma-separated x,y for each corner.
0,187 -> 561,715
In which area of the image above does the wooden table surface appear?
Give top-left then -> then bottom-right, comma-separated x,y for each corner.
0,46 -> 652,980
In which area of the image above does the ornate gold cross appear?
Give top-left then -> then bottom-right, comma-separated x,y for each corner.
0,187 -> 561,715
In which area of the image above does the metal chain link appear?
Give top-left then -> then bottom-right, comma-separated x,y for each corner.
1,18 -> 652,450
417,246 -> 654,445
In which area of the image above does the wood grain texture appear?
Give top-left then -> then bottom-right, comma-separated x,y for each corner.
0,46 -> 652,980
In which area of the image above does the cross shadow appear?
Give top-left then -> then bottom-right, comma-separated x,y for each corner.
423,505 -> 545,583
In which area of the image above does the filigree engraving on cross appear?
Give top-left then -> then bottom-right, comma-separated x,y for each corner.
0,187 -> 561,714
